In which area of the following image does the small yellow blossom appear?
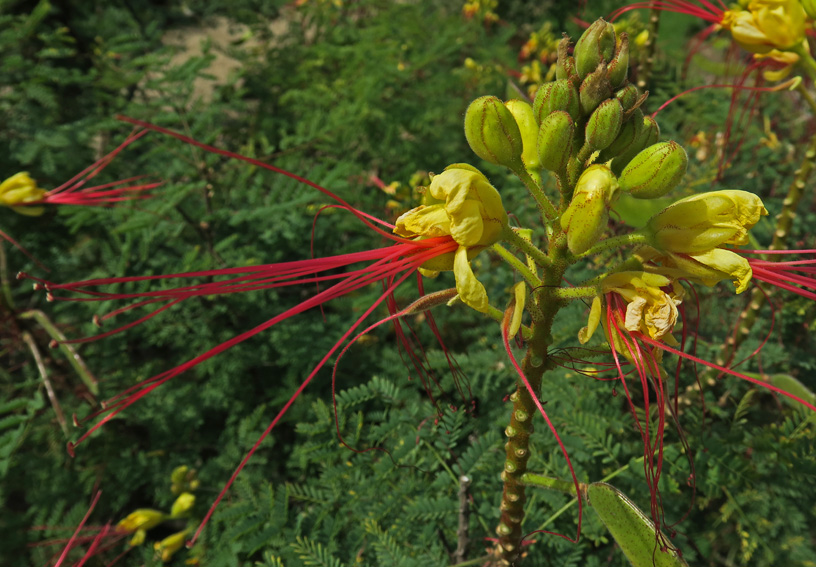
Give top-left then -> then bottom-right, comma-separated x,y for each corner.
170,492 -> 196,518
117,508 -> 166,533
0,172 -> 46,216
394,164 -> 507,312
721,0 -> 806,53
154,529 -> 191,562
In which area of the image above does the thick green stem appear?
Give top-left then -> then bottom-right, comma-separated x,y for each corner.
493,232 -> 571,565
578,232 -> 649,259
501,226 -> 551,269
793,45 -> 816,84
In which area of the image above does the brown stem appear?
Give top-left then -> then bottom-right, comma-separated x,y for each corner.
455,475 -> 472,564
22,331 -> 69,437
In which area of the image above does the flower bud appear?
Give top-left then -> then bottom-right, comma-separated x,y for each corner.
464,96 -> 524,169
505,99 -> 540,170
556,37 -> 580,85
607,33 -> 630,88
585,98 -> 623,152
154,529 -> 191,562
619,141 -> 688,199
611,115 -> 659,175
598,109 -> 643,162
579,64 -> 613,116
645,190 -> 767,254
533,79 -> 580,124
537,111 -> 575,172
0,172 -> 46,216
560,165 -> 619,255
615,84 -> 640,111
170,492 -> 196,518
117,509 -> 166,533
574,18 -> 616,79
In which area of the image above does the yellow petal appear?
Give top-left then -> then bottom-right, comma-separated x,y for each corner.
578,295 -> 603,344
453,245 -> 488,312
393,204 -> 451,239
508,281 -> 527,338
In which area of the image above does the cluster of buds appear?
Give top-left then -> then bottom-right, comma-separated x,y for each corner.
116,465 -> 199,562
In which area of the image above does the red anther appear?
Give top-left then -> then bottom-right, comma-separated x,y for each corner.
66,441 -> 76,457
49,340 -> 58,349
92,315 -> 102,327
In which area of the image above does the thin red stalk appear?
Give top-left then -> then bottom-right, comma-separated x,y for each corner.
53,491 -> 102,567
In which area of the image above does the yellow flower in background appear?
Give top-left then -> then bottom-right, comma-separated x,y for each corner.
117,508 -> 166,533
395,164 -> 507,312
154,529 -> 191,562
0,172 -> 46,216
721,0 -> 806,53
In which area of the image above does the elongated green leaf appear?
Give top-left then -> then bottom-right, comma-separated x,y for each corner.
588,482 -> 688,567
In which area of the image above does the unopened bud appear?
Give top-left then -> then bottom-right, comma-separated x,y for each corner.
804,0 -> 816,19
537,111 -> 575,173
556,37 -> 579,85
574,19 -> 616,79
533,79 -> 580,123
607,33 -> 629,88
464,96 -> 524,169
560,165 -> 619,255
619,141 -> 688,198
579,64 -> 612,116
598,109 -> 643,162
505,99 -> 540,170
585,98 -> 623,152
612,115 -> 660,175
615,84 -> 640,111
170,492 -> 196,518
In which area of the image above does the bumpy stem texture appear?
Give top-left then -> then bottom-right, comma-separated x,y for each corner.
494,233 -> 570,565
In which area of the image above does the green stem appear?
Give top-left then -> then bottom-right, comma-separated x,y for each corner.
578,232 -> 649,259
492,243 -> 542,288
0,242 -> 14,311
519,472 -> 580,496
19,310 -> 99,397
513,166 -> 558,221
793,45 -> 816,84
552,286 -> 597,300
501,226 -> 551,268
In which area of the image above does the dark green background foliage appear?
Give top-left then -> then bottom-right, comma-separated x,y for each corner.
1,0 -> 814,565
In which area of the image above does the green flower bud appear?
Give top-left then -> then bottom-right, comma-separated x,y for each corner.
619,141 -> 688,199
505,99 -> 540,170
560,164 -> 619,255
556,37 -> 580,85
464,96 -> 524,169
607,33 -> 629,88
612,115 -> 660,176
598,109 -> 643,162
803,0 -> 816,19
533,79 -> 580,124
537,111 -> 575,173
615,84 -> 640,111
579,64 -> 612,116
574,18 -> 616,79
585,98 -> 623,152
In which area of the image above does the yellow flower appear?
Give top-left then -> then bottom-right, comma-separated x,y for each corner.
580,272 -> 683,345
154,529 -> 191,562
170,492 -> 196,518
117,508 -> 166,533
721,1 -> 806,53
644,190 -> 766,293
0,172 -> 46,216
645,190 -> 767,253
394,164 -> 507,312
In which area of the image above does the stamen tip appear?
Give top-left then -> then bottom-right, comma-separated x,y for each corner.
48,340 -> 58,349
92,315 -> 102,327
72,414 -> 80,427
66,441 -> 76,457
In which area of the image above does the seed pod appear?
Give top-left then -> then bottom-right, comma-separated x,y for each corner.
574,18 -> 616,79
585,98 -> 623,152
560,164 -> 619,255
555,37 -> 580,85
598,109 -> 643,162
607,33 -> 630,88
537,111 -> 575,173
533,79 -> 580,124
619,141 -> 688,198
588,483 -> 689,567
612,115 -> 660,175
579,64 -> 612,117
505,99 -> 540,170
464,96 -> 524,169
